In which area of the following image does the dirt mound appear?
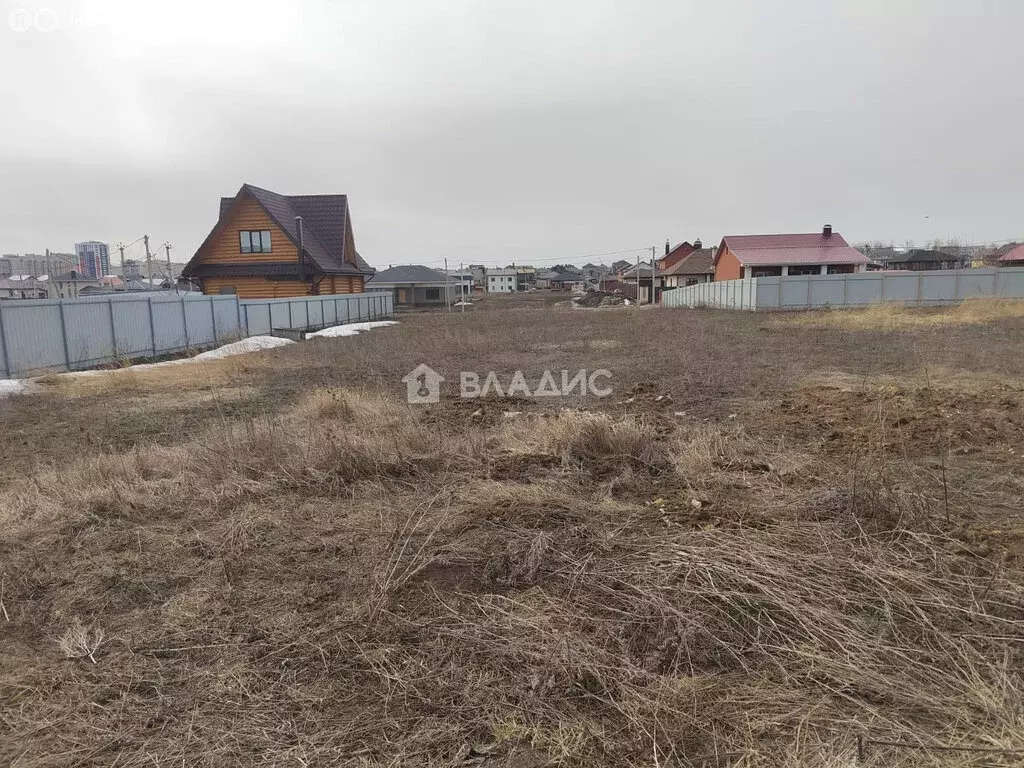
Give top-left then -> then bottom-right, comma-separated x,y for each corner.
573,290 -> 627,308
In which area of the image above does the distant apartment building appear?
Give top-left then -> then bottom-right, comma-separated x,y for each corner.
0,252 -> 77,277
486,268 -> 518,293
75,241 -> 111,278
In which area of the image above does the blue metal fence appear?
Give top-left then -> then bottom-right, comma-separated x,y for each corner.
239,293 -> 392,336
0,291 -> 394,378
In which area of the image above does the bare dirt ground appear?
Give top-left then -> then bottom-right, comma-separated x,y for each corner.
1,299 -> 1023,767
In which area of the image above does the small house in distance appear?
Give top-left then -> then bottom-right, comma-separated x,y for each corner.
657,240 -> 696,272
486,268 -> 518,293
181,183 -> 375,298
885,249 -> 967,271
986,243 -> 1024,267
660,246 -> 715,288
714,225 -> 869,281
50,270 -> 102,299
366,265 -> 461,308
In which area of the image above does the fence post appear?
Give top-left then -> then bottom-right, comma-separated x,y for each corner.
108,298 -> 118,358
288,301 -> 293,328
917,272 -> 924,306
147,297 -> 157,356
181,296 -> 191,348
242,303 -> 249,336
992,268 -> 999,297
842,273 -> 849,307
210,298 -> 218,343
0,301 -> 10,378
58,301 -> 73,372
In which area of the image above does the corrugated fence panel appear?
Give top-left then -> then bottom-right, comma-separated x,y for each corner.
183,299 -> 217,347
1,303 -> 66,376
62,301 -> 115,368
0,291 -> 397,377
662,267 -> 1024,313
212,297 -> 242,341
152,299 -> 189,352
112,299 -> 154,358
238,293 -> 395,336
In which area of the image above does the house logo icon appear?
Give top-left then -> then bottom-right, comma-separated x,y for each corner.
401,364 -> 444,404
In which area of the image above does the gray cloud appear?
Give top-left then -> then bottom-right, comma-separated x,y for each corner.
2,0 -> 1022,268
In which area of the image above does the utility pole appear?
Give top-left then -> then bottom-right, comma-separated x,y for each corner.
635,253 -> 640,305
460,261 -> 465,312
45,248 -> 53,298
118,243 -> 126,272
143,234 -> 153,285
163,243 -> 173,292
651,245 -> 657,305
444,257 -> 451,311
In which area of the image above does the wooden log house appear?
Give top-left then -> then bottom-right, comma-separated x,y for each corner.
181,183 -> 375,298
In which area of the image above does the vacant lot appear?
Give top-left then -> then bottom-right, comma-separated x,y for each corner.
2,300 -> 1023,767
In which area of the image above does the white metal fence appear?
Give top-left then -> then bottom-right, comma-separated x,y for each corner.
661,267 -> 1024,311
0,292 -> 394,378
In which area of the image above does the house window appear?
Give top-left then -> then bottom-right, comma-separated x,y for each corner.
239,230 -> 272,254
787,265 -> 821,276
218,286 -> 237,295
685,278 -> 698,286
425,288 -> 440,301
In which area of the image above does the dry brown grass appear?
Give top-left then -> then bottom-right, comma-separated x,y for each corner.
2,307 -> 1023,767
776,297 -> 1024,330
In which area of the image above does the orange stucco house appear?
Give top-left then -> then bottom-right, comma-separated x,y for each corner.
713,225 -> 869,282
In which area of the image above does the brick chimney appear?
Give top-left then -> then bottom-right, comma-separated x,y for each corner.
665,239 -> 670,255
823,224 -> 833,237
694,238 -> 702,249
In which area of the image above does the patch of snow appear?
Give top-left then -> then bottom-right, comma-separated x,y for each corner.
191,335 -> 294,361
308,320 -> 398,339
0,379 -> 32,398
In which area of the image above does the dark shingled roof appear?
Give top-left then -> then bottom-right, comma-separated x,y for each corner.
660,248 -> 715,276
184,183 -> 375,278
888,249 -> 960,264
367,265 -> 450,284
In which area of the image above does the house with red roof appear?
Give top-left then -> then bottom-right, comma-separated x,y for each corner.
995,243 -> 1024,267
657,239 -> 697,272
713,225 -> 869,282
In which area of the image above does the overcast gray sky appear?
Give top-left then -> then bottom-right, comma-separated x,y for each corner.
2,0 -> 1022,269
